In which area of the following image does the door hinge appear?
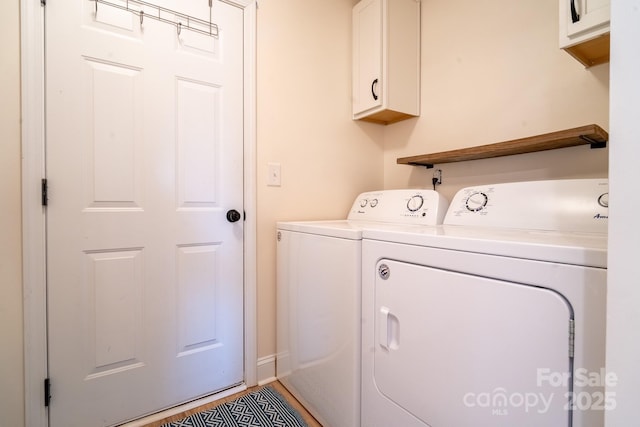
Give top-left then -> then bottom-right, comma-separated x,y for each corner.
568,319 -> 575,358
44,378 -> 51,407
41,178 -> 48,206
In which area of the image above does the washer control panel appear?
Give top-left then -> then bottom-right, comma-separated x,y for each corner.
444,179 -> 609,233
348,189 -> 449,225
406,195 -> 424,212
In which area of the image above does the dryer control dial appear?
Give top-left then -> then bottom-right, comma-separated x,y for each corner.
359,198 -> 368,208
465,192 -> 488,212
407,195 -> 424,212
598,192 -> 609,208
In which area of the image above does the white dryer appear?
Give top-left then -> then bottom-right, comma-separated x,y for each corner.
361,179 -> 609,427
276,189 -> 449,427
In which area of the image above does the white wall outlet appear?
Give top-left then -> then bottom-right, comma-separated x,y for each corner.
267,162 -> 281,187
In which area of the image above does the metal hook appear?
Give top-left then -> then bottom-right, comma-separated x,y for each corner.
177,22 -> 182,36
139,10 -> 144,25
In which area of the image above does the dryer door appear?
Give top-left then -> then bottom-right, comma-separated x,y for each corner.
373,259 -> 573,427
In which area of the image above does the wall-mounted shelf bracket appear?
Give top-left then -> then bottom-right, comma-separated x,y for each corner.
579,134 -> 607,149
397,124 -> 608,168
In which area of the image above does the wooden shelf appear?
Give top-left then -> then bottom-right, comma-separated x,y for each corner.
397,124 -> 608,168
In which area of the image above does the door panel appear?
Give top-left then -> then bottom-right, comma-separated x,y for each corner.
176,244 -> 220,355
46,1 -> 244,425
87,248 -> 144,375
176,79 -> 220,207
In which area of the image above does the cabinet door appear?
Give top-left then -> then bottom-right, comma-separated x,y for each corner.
562,0 -> 609,41
353,0 -> 382,115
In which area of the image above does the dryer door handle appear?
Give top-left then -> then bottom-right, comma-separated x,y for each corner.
379,306 -> 399,351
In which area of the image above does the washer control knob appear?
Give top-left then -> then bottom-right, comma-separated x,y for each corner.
360,199 -> 368,208
370,198 -> 379,207
407,195 -> 424,212
466,192 -> 488,212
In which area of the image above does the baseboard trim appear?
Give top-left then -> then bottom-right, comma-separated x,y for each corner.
257,354 -> 277,386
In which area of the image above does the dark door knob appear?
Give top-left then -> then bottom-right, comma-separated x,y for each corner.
226,209 -> 242,223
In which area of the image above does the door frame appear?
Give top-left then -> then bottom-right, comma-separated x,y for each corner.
20,1 -> 258,426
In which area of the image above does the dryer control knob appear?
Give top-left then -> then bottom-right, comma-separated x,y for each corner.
598,192 -> 609,208
466,192 -> 488,212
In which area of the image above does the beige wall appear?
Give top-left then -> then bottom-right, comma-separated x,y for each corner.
384,0 -> 609,201
256,0 -> 384,359
0,1 -> 25,426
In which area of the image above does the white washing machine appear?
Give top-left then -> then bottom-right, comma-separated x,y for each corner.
361,179 -> 609,427
276,189 -> 449,427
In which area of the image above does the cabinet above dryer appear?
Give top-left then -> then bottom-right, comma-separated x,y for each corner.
559,0 -> 610,67
352,0 -> 420,125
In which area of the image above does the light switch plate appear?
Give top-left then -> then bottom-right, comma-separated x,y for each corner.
267,162 -> 281,186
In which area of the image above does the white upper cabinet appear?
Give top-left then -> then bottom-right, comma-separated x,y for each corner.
559,0 -> 610,67
352,0 -> 420,125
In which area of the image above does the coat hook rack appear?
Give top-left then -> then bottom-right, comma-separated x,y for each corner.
92,0 -> 219,37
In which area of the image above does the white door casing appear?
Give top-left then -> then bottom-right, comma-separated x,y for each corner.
20,1 -> 258,426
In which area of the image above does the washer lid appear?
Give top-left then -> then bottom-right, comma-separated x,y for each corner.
277,220 -> 368,239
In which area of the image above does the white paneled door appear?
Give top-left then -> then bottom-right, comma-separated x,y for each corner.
45,1 -> 244,425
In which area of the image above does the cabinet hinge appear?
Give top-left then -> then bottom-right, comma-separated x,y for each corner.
41,178 -> 48,206
44,378 -> 51,407
568,319 -> 575,358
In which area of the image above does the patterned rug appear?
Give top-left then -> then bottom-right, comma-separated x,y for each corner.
161,386 -> 308,427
